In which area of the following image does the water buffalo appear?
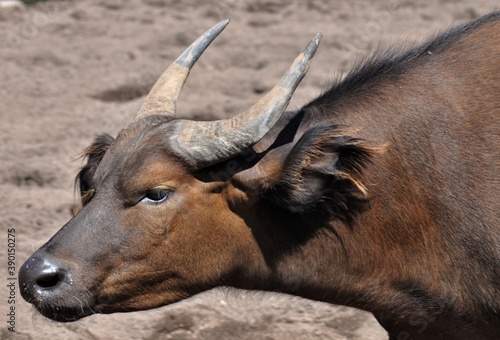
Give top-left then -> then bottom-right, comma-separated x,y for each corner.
19,13 -> 499,340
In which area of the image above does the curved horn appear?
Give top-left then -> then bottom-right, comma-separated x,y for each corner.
136,19 -> 230,119
168,33 -> 322,168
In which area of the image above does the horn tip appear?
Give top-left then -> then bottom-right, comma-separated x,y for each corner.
313,32 -> 323,43
215,18 -> 231,30
302,33 -> 322,59
309,33 -> 322,49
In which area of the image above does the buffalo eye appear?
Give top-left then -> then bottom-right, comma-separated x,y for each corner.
140,189 -> 172,205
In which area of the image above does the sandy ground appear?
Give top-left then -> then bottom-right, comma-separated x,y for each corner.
1,0 -> 498,339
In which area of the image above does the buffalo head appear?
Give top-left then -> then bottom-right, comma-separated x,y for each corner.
18,20 -> 326,322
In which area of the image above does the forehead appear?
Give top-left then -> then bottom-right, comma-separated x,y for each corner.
94,116 -> 188,186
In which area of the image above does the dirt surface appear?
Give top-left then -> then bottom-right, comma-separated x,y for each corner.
1,0 -> 498,339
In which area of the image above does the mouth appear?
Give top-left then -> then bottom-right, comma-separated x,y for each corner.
32,300 -> 98,323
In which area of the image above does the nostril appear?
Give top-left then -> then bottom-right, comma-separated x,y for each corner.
36,271 -> 64,289
19,256 -> 72,303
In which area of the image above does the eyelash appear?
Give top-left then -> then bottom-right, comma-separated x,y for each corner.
140,188 -> 173,205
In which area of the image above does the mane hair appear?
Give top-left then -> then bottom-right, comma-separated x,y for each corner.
306,11 -> 500,111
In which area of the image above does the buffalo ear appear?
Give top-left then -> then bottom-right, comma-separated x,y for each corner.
73,134 -> 114,214
262,125 -> 375,223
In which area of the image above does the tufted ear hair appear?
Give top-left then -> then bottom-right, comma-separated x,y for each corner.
262,125 -> 376,224
73,133 -> 115,214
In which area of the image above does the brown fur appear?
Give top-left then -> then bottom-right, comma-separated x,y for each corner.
19,12 -> 500,339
